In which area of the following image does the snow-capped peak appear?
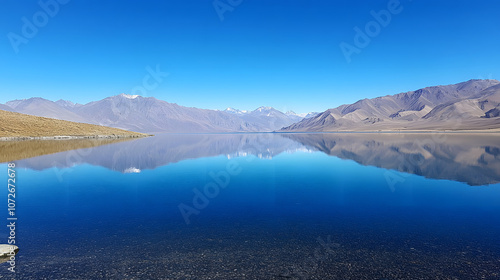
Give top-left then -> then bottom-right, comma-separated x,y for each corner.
120,93 -> 140,99
124,167 -> 141,173
224,107 -> 248,115
284,110 -> 318,118
255,106 -> 273,112
303,112 -> 320,118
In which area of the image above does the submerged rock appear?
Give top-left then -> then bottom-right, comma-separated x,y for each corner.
0,244 -> 19,264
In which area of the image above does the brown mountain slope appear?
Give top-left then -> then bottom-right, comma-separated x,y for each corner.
0,109 -> 147,138
281,79 -> 500,132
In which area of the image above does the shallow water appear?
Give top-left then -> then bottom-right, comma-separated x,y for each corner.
1,133 -> 500,279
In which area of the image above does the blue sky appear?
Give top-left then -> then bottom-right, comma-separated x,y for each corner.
1,0 -> 499,113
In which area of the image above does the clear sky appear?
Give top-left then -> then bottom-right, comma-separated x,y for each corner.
1,0 -> 499,113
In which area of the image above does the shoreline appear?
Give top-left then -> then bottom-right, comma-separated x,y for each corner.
2,129 -> 500,140
0,134 -> 151,142
275,129 -> 500,134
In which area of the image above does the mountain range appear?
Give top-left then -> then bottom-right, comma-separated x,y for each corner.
2,79 -> 500,133
281,79 -> 500,131
2,94 -> 313,133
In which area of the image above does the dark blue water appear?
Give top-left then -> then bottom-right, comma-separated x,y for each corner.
1,133 -> 500,279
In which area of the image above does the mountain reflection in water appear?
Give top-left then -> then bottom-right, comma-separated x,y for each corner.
14,133 -> 500,186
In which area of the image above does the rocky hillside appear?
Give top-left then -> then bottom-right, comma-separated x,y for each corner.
281,79 -> 500,132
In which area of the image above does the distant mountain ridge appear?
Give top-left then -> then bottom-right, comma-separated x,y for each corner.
6,97 -> 87,123
2,94 -> 310,133
0,104 -> 15,112
281,79 -> 500,132
4,79 -> 500,133
223,107 -> 248,115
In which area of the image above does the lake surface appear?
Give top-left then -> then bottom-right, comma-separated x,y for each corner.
1,133 -> 500,279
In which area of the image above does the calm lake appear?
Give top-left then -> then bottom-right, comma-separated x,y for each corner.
1,133 -> 500,279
